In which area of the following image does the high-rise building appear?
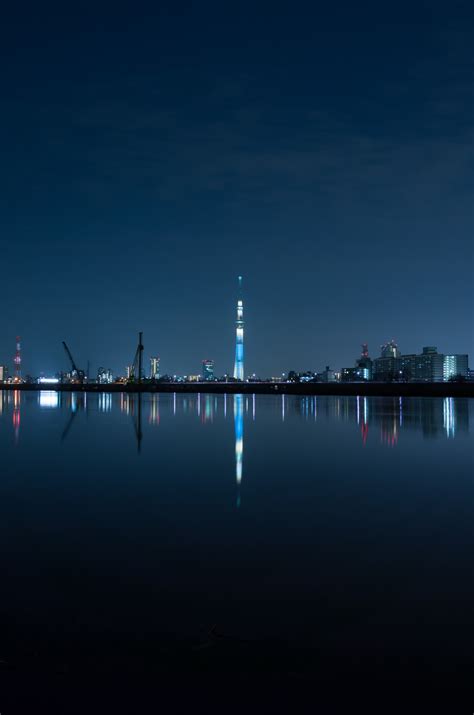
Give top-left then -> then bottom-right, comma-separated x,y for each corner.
380,339 -> 400,358
0,366 -> 8,382
443,354 -> 469,381
150,356 -> 160,380
233,276 -> 244,381
202,359 -> 214,381
373,346 -> 469,382
97,367 -> 113,384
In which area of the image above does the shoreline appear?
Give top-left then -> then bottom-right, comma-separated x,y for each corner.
1,382 -> 473,398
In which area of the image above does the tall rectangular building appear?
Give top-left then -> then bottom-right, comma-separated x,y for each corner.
150,356 -> 160,380
202,359 -> 214,381
443,355 -> 469,381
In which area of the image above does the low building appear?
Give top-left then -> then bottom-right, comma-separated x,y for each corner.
341,367 -> 370,382
317,366 -> 336,383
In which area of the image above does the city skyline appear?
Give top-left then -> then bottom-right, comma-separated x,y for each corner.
0,327 -> 470,382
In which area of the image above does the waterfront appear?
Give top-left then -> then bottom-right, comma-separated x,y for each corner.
0,392 -> 472,704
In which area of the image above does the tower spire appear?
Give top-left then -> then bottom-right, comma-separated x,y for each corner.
14,336 -> 21,382
233,277 -> 244,380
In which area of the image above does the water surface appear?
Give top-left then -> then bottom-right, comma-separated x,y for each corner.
0,391 -> 472,682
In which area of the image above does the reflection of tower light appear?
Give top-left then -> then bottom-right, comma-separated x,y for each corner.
361,397 -> 369,446
149,395 -> 160,425
13,390 -> 20,443
381,418 -> 398,447
443,397 -> 455,438
233,277 -> 244,380
234,394 -> 244,507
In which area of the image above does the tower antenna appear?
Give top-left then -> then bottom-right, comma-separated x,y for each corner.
14,336 -> 21,382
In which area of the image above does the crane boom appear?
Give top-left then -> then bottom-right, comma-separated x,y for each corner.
62,341 -> 84,382
130,332 -> 144,383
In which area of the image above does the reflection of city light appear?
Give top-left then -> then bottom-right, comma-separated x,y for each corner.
443,397 -> 455,438
282,394 -> 285,421
203,395 -> 212,424
98,393 -> 112,413
356,396 -> 360,425
399,397 -> 403,427
149,395 -> 160,425
381,419 -> 398,447
39,391 -> 59,409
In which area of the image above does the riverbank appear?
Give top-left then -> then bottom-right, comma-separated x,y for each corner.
1,382 -> 473,397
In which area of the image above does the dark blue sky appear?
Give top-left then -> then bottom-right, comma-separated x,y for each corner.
1,1 -> 472,377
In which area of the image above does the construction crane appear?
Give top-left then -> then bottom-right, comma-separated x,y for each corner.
129,332 -> 144,383
62,341 -> 85,383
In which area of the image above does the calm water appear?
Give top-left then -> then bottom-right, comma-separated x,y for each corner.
0,391 -> 472,681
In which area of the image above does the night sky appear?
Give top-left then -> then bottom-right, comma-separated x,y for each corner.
1,2 -> 472,378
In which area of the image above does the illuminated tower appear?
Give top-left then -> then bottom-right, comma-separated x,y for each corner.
13,336 -> 21,381
233,276 -> 244,381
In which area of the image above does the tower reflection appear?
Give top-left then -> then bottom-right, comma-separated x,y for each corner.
234,394 -> 244,508
13,390 -> 21,445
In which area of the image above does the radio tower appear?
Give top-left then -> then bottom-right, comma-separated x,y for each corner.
13,336 -> 21,382
233,276 -> 244,381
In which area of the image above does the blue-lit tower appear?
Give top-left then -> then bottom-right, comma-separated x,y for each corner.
233,276 -> 244,380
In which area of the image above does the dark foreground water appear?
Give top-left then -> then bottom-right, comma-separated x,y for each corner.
0,391 -> 472,706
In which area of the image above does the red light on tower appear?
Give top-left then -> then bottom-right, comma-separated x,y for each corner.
13,336 -> 21,381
